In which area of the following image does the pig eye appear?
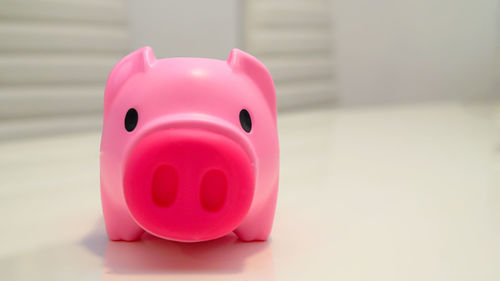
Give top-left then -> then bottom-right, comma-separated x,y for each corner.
239,109 -> 252,133
124,108 -> 138,132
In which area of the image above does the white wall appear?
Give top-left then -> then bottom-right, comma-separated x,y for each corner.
332,0 -> 499,105
126,0 -> 239,60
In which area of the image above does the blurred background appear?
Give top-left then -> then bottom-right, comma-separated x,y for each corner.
0,0 -> 499,280
0,0 -> 497,139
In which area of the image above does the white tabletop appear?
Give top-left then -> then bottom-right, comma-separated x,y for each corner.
1,102 -> 499,281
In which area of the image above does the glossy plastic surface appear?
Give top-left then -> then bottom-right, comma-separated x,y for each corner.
100,47 -> 279,242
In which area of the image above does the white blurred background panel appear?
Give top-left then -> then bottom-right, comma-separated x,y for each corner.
126,0 -> 239,60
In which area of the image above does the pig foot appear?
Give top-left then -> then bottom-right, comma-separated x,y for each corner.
234,223 -> 271,241
234,187 -> 278,242
101,190 -> 144,241
105,218 -> 144,241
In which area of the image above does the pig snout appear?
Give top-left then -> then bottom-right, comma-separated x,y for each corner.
122,127 -> 255,242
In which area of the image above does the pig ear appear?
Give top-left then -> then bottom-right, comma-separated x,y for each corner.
103,46 -> 156,114
227,49 -> 277,118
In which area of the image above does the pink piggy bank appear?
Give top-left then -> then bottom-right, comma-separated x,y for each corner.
100,47 -> 279,242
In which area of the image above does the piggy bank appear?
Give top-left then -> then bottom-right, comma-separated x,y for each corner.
100,47 -> 279,242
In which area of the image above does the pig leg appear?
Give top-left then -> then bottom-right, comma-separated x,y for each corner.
234,186 -> 278,242
101,188 -> 144,241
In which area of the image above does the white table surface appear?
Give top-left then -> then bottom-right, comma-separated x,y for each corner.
1,102 -> 499,281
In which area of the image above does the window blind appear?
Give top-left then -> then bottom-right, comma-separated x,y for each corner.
0,0 -> 129,139
242,0 -> 336,109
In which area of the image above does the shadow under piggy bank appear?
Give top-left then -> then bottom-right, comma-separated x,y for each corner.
102,232 -> 272,275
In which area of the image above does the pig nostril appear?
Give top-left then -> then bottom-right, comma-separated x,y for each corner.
200,169 -> 228,212
151,165 -> 178,207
